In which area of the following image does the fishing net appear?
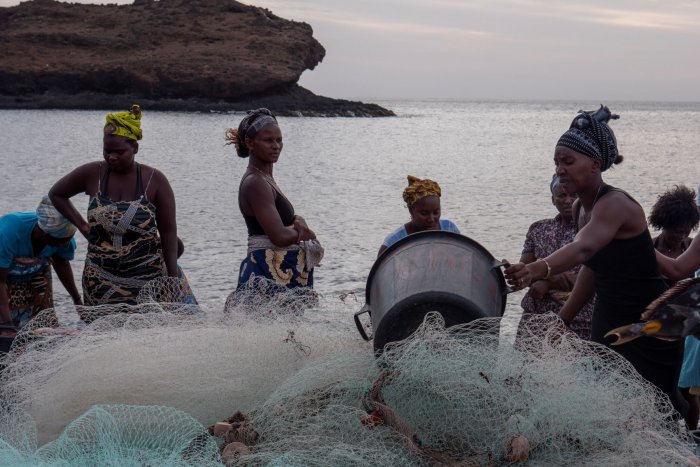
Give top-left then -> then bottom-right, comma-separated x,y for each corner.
0,274 -> 697,465
0,403 -> 221,466
0,277 -> 366,445
211,313 -> 695,466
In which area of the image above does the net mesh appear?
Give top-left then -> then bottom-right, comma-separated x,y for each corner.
215,313 -> 695,466
0,277 -> 696,465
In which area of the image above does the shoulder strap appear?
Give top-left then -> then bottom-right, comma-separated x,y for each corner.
100,163 -> 111,195
574,201 -> 582,232
141,165 -> 156,201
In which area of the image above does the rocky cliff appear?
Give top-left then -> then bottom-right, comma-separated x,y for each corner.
0,0 -> 393,116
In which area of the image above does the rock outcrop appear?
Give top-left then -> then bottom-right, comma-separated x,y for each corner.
0,0 -> 394,116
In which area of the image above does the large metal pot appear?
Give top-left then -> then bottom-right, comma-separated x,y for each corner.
355,231 -> 510,352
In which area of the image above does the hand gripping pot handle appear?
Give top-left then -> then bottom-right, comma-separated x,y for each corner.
492,260 -> 518,295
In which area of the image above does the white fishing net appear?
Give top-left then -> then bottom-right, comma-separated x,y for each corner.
0,278 -> 365,445
212,313 -> 696,466
0,277 -> 696,465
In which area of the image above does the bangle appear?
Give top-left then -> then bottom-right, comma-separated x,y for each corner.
539,258 -> 552,280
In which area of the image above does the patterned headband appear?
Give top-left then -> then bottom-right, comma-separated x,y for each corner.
247,115 -> 278,138
556,108 -> 619,172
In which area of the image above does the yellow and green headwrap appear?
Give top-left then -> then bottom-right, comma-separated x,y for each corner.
402,175 -> 441,207
104,104 -> 143,141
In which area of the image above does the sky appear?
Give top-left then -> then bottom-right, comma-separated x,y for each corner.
2,0 -> 700,101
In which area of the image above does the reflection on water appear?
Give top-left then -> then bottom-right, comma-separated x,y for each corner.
0,101 -> 698,318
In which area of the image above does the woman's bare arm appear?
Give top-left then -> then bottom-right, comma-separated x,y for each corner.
656,235 -> 700,281
151,169 -> 178,277
49,163 -> 98,238
241,176 -> 300,247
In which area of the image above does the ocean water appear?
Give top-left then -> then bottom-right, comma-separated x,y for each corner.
1,99 -> 699,316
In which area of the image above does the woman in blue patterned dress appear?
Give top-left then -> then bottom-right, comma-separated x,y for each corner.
226,109 -> 322,294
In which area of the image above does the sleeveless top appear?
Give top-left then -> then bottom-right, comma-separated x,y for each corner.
82,163 -> 167,305
574,185 -> 685,414
575,185 -> 668,336
239,172 -> 295,236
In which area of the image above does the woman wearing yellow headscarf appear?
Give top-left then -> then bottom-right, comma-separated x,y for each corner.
377,176 -> 460,257
48,105 -> 180,311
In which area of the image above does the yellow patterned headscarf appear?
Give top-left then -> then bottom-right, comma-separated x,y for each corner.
402,175 -> 441,207
104,104 -> 143,141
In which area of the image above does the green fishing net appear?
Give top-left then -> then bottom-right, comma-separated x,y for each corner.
0,277 -> 696,465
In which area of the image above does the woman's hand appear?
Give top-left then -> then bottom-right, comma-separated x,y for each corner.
79,221 -> 90,240
293,217 -> 316,242
503,260 -> 533,290
529,280 -> 550,299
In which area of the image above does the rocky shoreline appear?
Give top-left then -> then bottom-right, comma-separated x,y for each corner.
0,85 -> 394,117
0,0 -> 394,117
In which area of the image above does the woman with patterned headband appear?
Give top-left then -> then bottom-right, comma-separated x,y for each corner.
0,196 -> 81,335
48,105 -> 180,311
377,176 -> 460,257
504,106 -> 687,418
226,108 -> 322,295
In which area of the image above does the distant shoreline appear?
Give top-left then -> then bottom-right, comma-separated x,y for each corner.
0,86 -> 396,117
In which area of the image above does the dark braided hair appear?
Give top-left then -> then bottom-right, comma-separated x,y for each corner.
224,108 -> 278,158
648,185 -> 700,231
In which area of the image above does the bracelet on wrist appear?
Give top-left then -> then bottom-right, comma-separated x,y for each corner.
539,258 -> 552,280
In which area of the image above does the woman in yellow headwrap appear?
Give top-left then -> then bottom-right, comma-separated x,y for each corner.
48,105 -> 180,310
377,176 -> 460,257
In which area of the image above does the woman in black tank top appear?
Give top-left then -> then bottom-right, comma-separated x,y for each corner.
504,106 -> 688,418
225,109 -> 320,294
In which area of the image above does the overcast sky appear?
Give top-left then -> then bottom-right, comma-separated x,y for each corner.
3,0 -> 700,101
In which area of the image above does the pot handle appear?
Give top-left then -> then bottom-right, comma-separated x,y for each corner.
492,261 -> 518,294
353,304 -> 373,341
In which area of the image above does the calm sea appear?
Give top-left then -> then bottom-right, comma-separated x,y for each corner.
1,100 -> 699,316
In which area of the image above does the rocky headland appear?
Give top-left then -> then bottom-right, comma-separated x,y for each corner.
0,0 -> 394,116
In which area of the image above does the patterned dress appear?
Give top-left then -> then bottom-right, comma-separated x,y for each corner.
237,173 -> 314,293
520,214 -> 594,340
82,165 -> 167,305
0,212 -> 75,328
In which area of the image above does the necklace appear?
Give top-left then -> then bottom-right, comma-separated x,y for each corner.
591,182 -> 605,206
580,183 -> 606,227
248,164 -> 272,178
248,164 -> 283,193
